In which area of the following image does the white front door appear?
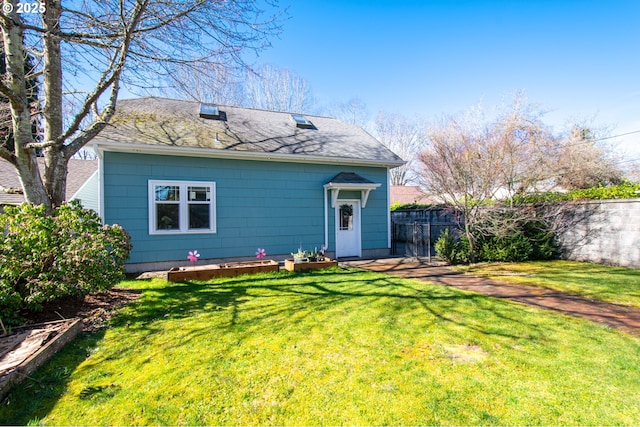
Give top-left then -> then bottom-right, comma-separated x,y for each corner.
335,200 -> 361,258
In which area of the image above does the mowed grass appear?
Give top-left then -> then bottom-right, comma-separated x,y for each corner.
2,267 -> 639,426
458,260 -> 640,308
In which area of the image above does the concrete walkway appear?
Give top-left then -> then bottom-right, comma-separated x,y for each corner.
342,258 -> 640,337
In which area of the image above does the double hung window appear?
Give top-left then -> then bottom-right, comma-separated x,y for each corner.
149,180 -> 216,234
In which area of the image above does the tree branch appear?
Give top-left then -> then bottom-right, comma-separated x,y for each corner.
62,0 -> 149,157
0,80 -> 20,105
0,145 -> 17,164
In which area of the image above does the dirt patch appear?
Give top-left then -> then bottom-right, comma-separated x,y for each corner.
19,287 -> 142,333
442,344 -> 489,363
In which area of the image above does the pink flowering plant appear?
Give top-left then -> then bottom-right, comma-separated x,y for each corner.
256,248 -> 266,259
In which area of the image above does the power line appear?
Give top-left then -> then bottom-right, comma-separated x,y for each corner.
591,129 -> 640,142
613,157 -> 640,165
559,129 -> 640,149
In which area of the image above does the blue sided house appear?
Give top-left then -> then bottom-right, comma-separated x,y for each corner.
92,97 -> 404,272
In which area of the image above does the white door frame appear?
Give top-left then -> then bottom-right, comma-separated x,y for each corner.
334,199 -> 361,258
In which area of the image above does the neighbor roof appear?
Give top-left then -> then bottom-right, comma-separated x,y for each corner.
0,158 -> 98,205
93,97 -> 405,167
390,185 -> 438,205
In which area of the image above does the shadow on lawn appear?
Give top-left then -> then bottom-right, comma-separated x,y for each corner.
0,329 -> 108,425
0,267 -> 561,424
118,267 -> 550,344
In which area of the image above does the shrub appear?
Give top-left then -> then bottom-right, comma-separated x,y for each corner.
521,218 -> 558,260
434,228 -> 464,264
478,233 -> 533,262
514,180 -> 640,204
463,211 -> 558,263
0,201 -> 132,325
390,202 -> 446,211
0,279 -> 22,326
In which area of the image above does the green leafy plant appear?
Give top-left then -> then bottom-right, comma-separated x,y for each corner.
307,247 -> 326,262
434,228 -> 464,264
390,202 -> 446,211
291,248 -> 307,258
0,201 -> 132,325
515,180 -> 640,204
465,215 -> 557,263
478,232 -> 533,262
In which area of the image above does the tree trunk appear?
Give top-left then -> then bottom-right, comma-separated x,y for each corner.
464,220 -> 476,263
43,147 -> 68,207
42,0 -> 66,207
1,0 -> 50,208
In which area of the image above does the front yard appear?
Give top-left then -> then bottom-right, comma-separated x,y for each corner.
1,266 -> 639,425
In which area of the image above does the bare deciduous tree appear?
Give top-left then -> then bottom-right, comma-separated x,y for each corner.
244,63 -> 315,113
331,97 -> 370,129
163,63 -> 246,106
164,62 -> 317,115
0,0 -> 283,210
417,93 -> 625,261
418,113 -> 493,261
374,111 -> 423,186
72,148 -> 97,160
491,94 -> 557,203
554,125 -> 624,189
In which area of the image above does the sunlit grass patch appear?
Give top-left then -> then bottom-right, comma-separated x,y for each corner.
459,260 -> 640,307
1,267 -> 639,426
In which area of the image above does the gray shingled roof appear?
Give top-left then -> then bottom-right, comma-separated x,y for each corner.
327,172 -> 376,185
93,97 -> 405,166
0,158 -> 98,205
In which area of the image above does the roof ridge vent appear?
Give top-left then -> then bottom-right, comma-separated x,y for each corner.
200,103 -> 221,120
291,114 -> 315,129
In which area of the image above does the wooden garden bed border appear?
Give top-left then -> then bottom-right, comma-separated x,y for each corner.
168,259 -> 280,282
283,258 -> 338,272
0,318 -> 82,401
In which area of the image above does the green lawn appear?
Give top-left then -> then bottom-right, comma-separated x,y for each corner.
458,260 -> 640,308
2,267 -> 639,425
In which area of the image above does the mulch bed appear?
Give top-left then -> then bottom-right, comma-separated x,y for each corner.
18,287 -> 142,333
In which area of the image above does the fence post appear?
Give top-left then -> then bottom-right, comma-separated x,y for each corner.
391,220 -> 395,255
428,222 -> 432,264
413,221 -> 418,258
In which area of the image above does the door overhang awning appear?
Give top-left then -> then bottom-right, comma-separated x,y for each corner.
323,172 -> 381,208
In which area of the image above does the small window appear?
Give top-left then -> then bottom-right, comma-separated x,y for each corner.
291,114 -> 314,129
339,204 -> 353,231
149,180 -> 216,234
199,103 -> 221,119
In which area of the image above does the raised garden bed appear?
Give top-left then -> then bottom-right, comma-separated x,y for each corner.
168,259 -> 279,282
283,258 -> 338,272
0,318 -> 82,401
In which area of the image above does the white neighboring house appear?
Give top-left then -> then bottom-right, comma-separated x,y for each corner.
0,158 -> 99,213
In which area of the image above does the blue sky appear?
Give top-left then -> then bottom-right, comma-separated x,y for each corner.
252,0 -> 640,159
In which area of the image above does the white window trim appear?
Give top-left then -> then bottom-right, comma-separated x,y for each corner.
148,180 -> 217,235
